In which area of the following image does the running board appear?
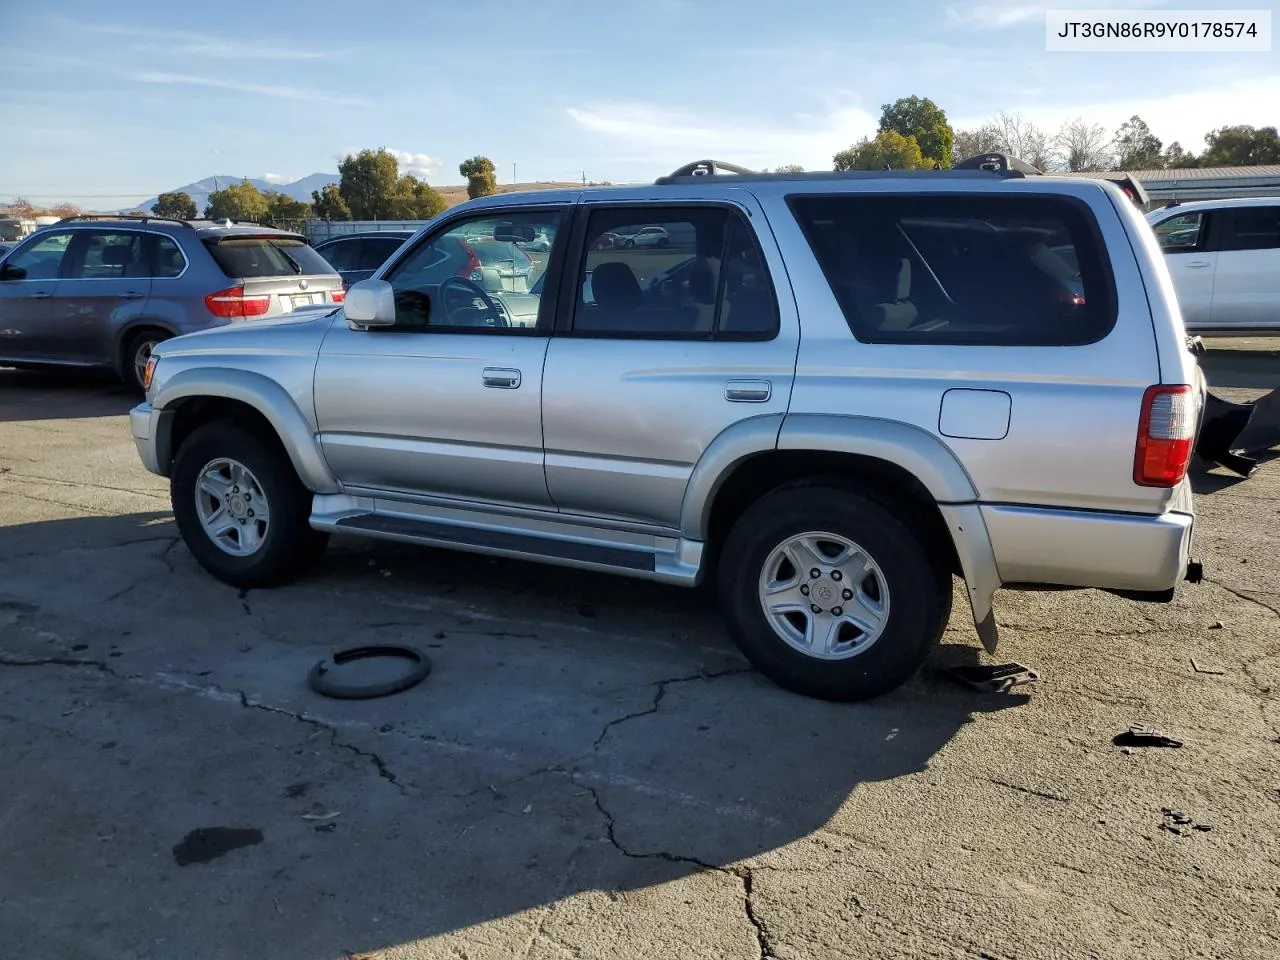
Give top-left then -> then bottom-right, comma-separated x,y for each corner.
310,495 -> 704,586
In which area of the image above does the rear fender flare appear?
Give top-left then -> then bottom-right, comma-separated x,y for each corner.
153,367 -> 338,494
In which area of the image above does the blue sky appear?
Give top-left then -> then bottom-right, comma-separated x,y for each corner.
0,0 -> 1276,206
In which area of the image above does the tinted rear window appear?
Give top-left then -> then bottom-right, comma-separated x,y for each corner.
204,237 -> 336,278
789,193 -> 1116,346
469,240 -> 527,264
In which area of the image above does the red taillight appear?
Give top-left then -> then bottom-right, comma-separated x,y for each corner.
330,288 -> 345,303
205,284 -> 270,318
1134,385 -> 1196,487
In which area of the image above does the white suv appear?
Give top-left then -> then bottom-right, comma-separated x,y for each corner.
1147,197 -> 1280,334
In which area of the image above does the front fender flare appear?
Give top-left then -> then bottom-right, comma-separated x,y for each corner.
153,367 -> 339,494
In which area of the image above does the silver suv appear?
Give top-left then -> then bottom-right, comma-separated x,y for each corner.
0,215 -> 343,391
129,160 -> 1204,702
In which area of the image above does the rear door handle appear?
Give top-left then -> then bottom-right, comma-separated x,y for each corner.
725,379 -> 772,402
120,291 -> 145,299
31,291 -> 51,299
482,367 -> 521,389
1186,261 -> 1212,269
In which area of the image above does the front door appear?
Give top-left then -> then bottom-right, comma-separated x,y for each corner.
54,229 -> 153,364
314,207 -> 569,510
0,230 -> 73,360
540,200 -> 798,529
1152,210 -> 1216,328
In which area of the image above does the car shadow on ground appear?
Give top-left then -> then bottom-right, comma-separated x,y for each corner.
0,367 -> 138,421
0,510 -> 1021,958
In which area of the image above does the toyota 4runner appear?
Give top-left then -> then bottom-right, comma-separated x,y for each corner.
129,159 -> 1204,702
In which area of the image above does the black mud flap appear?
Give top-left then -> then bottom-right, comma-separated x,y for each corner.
1193,346 -> 1280,478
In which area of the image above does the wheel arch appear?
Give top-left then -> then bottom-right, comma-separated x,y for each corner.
153,368 -> 339,494
115,320 -> 181,379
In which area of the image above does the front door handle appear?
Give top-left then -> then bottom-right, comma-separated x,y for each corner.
120,291 -> 145,299
482,367 -> 521,389
31,291 -> 51,299
725,379 -> 772,403
1185,261 -> 1212,269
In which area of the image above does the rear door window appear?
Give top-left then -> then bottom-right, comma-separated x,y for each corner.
357,237 -> 405,271
1209,207 -> 1280,251
789,193 -> 1116,346
204,236 -> 336,278
317,239 -> 362,271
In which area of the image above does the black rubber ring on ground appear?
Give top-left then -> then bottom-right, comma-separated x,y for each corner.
307,644 -> 432,700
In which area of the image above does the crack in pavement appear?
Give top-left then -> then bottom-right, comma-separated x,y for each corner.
0,533 -> 178,564
0,653 -> 120,675
1206,578 -> 1280,617
0,471 -> 169,501
977,775 -> 1071,804
592,666 -> 754,750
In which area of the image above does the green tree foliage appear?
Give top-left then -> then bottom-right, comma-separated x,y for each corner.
771,164 -> 806,173
1161,142 -> 1200,168
311,183 -> 351,221
393,175 -> 447,219
264,192 -> 310,224
459,155 -> 498,199
338,148 -> 402,219
1112,115 -> 1163,170
834,131 -> 930,171
152,191 -> 197,220
204,181 -> 268,222
878,96 -> 954,168
1200,125 -> 1280,166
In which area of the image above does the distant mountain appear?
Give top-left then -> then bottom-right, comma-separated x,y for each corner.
125,173 -> 339,214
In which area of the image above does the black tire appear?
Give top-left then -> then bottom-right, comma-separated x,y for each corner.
124,330 -> 170,393
718,483 -> 952,702
170,420 -> 328,588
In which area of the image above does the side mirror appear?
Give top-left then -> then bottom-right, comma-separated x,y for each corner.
493,222 -> 536,243
344,279 -> 397,328
0,262 -> 26,281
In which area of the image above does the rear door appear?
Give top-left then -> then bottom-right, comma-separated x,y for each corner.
1206,205 -> 1280,331
203,234 -> 344,316
53,229 -> 153,363
0,230 -> 72,360
1150,209 -> 1216,328
539,198 -> 797,529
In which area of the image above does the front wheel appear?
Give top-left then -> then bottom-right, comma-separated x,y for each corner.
718,484 -> 951,702
125,330 -> 169,392
170,421 -> 328,588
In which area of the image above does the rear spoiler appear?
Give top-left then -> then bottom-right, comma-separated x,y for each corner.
954,153 -> 1149,208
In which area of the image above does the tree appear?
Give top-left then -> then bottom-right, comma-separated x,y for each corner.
204,180 -> 269,222
993,111 -> 1052,170
7,198 -> 35,217
952,124 -> 1003,163
878,95 -> 954,167
1052,118 -> 1112,172
264,191 -> 310,224
459,155 -> 497,199
1161,141 -> 1200,169
393,175 -> 446,219
834,131 -> 930,171
1112,115 -> 1163,170
152,191 -> 197,220
338,148 -> 401,219
311,182 -> 351,221
50,203 -> 81,218
1200,125 -> 1280,166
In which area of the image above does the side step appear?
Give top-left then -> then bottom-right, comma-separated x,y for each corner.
311,496 -> 704,587
339,513 -> 655,571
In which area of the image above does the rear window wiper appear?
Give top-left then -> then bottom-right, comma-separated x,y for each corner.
273,244 -> 303,274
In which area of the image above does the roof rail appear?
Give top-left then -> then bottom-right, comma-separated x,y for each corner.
655,157 -> 1030,185
54,214 -> 195,228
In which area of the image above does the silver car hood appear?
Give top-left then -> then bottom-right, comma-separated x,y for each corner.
155,309 -> 339,358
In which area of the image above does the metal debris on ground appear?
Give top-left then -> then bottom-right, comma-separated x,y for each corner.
1191,658 -> 1226,675
307,644 -> 432,700
1114,724 -> 1183,748
943,662 -> 1040,693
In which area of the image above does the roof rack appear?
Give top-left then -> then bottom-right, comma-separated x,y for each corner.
54,214 -> 194,228
655,156 -> 1031,185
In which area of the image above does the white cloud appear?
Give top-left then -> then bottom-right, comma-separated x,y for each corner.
945,0 -> 1163,29
952,76 -> 1280,153
84,23 -> 331,60
565,101 -> 878,172
130,72 -> 365,107
260,173 -> 292,185
386,149 -> 441,177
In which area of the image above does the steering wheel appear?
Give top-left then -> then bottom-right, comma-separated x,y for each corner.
438,276 -> 508,327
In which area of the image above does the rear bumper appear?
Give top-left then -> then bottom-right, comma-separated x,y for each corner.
982,502 -> 1194,593
130,402 -> 163,476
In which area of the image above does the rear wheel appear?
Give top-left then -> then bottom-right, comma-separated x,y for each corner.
171,421 -> 328,587
718,484 -> 951,702
124,330 -> 169,392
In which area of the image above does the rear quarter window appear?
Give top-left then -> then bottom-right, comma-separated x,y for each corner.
204,237 -> 337,278
788,193 -> 1117,346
